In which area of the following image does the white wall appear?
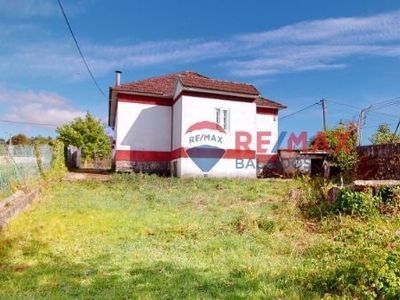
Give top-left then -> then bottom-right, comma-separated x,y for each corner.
172,97 -> 182,150
116,101 -> 171,151
256,113 -> 278,154
178,95 -> 257,178
180,95 -> 256,149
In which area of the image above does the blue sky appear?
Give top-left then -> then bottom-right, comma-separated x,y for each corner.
1,0 -> 400,145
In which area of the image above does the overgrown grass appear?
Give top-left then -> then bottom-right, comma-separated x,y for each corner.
1,174 -> 399,299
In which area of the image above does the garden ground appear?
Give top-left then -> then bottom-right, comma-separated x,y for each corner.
0,174 -> 399,299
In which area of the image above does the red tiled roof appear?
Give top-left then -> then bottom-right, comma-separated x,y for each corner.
254,96 -> 286,110
178,72 -> 259,95
114,73 -> 178,96
113,71 -> 259,96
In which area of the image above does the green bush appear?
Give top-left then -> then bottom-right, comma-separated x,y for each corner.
377,186 -> 400,215
45,140 -> 67,180
296,176 -> 332,220
299,225 -> 400,299
331,188 -> 379,219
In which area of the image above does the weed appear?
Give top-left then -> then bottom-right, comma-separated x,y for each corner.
1,175 -> 400,298
332,188 -> 379,219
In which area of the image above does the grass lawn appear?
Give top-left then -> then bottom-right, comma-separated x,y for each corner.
1,174 -> 399,299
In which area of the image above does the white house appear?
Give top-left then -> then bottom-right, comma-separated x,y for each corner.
108,71 -> 286,178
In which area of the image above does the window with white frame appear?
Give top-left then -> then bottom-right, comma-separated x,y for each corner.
215,107 -> 230,131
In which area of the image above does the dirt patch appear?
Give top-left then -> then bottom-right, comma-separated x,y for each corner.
64,169 -> 111,181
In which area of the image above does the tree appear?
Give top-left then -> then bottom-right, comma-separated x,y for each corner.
31,135 -> 55,145
9,133 -> 31,145
369,123 -> 400,145
56,112 -> 111,162
311,122 -> 358,183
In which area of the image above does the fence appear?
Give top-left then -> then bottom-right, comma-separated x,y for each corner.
0,144 -> 53,192
354,143 -> 400,180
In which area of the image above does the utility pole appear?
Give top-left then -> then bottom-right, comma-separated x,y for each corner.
357,105 -> 372,146
321,99 -> 327,131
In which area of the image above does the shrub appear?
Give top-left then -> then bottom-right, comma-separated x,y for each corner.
376,186 -> 400,215
331,188 -> 379,219
296,176 -> 332,220
299,225 -> 400,299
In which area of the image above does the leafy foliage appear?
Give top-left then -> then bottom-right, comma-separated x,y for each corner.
46,140 -> 68,179
332,188 -> 379,219
56,112 -> 111,162
369,123 -> 400,145
299,178 -> 400,220
311,122 -> 358,182
299,223 -> 400,299
31,135 -> 55,145
8,133 -> 30,145
296,178 -> 400,298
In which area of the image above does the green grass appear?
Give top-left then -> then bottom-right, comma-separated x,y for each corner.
1,174 -> 399,299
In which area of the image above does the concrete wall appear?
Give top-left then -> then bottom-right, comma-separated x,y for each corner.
355,144 -> 400,180
114,100 -> 172,173
256,111 -> 279,175
176,94 -> 257,178
116,101 -> 171,151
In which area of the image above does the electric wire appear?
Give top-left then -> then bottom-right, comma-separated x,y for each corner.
280,102 -> 320,120
57,0 -> 107,99
328,99 -> 361,110
0,119 -> 58,127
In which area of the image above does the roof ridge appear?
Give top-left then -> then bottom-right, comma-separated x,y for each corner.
121,72 -> 178,85
178,71 -> 209,79
115,70 -> 261,96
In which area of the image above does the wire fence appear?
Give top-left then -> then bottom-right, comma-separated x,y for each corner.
0,144 -> 53,192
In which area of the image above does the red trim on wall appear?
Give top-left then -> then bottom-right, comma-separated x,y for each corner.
256,154 -> 279,163
118,94 -> 172,106
115,148 -> 256,162
173,91 -> 255,104
115,150 -> 171,162
256,107 -> 278,115
171,148 -> 187,160
224,149 -> 255,159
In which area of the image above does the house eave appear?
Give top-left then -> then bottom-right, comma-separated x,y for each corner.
108,88 -> 173,128
179,86 -> 258,100
256,104 -> 287,110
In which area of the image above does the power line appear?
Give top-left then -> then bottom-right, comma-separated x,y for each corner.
367,110 -> 399,119
328,99 -> 361,110
0,119 -> 58,127
57,0 -> 107,99
368,96 -> 400,110
280,102 -> 320,120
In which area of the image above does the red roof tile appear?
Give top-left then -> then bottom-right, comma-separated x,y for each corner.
114,73 -> 178,96
254,96 -> 286,110
178,72 -> 259,95
113,71 -> 259,96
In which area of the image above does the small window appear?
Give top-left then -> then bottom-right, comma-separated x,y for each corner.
215,108 -> 230,131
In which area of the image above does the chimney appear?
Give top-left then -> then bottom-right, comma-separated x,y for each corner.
115,70 -> 122,86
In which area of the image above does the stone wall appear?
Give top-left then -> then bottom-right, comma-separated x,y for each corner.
354,144 -> 400,180
0,188 -> 40,230
115,160 -> 170,176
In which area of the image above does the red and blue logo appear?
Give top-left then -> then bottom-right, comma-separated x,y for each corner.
185,121 -> 227,173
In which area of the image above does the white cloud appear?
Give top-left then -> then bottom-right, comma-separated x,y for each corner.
0,0 -> 58,17
0,88 -> 85,127
3,9 -> 400,80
